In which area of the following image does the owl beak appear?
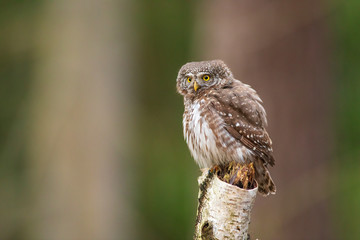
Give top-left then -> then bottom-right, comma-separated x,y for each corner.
193,81 -> 199,91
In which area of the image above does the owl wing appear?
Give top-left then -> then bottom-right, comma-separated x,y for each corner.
209,81 -> 275,166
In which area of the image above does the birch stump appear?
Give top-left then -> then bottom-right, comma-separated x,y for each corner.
194,168 -> 257,240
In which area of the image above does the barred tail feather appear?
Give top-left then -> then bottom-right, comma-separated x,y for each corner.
254,158 -> 276,196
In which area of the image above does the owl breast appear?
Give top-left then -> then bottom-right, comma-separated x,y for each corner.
183,98 -> 252,169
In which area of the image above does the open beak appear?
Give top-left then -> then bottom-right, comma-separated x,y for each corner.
193,81 -> 199,91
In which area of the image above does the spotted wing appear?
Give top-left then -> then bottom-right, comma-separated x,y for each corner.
209,81 -> 275,166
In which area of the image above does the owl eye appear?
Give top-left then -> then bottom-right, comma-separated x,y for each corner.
187,77 -> 192,83
202,75 -> 210,81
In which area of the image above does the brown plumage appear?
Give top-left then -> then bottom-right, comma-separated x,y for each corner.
176,60 -> 276,196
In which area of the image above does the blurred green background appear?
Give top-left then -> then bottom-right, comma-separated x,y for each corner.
0,0 -> 359,240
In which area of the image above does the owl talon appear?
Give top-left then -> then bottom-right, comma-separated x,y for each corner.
209,165 -> 221,175
225,162 -> 255,189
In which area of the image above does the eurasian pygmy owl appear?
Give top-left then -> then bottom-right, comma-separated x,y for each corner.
176,60 -> 276,195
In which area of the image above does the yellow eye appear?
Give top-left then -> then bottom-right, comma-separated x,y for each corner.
187,77 -> 192,82
203,75 -> 210,81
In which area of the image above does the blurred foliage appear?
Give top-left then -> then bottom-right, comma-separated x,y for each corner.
135,1 -> 199,239
333,1 -> 360,239
0,2 -> 39,240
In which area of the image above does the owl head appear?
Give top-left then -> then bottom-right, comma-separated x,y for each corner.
176,60 -> 234,97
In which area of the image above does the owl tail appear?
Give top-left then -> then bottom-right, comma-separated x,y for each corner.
254,158 -> 276,196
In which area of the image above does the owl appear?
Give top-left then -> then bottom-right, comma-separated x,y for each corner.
176,60 -> 276,195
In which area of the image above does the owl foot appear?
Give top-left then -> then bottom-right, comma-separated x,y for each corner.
216,161 -> 256,189
229,162 -> 255,189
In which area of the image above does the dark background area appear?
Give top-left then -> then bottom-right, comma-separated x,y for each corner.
0,0 -> 359,239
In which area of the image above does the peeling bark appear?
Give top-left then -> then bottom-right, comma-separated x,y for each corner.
194,171 -> 257,240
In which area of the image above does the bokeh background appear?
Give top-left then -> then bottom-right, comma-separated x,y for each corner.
1,0 -> 359,239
